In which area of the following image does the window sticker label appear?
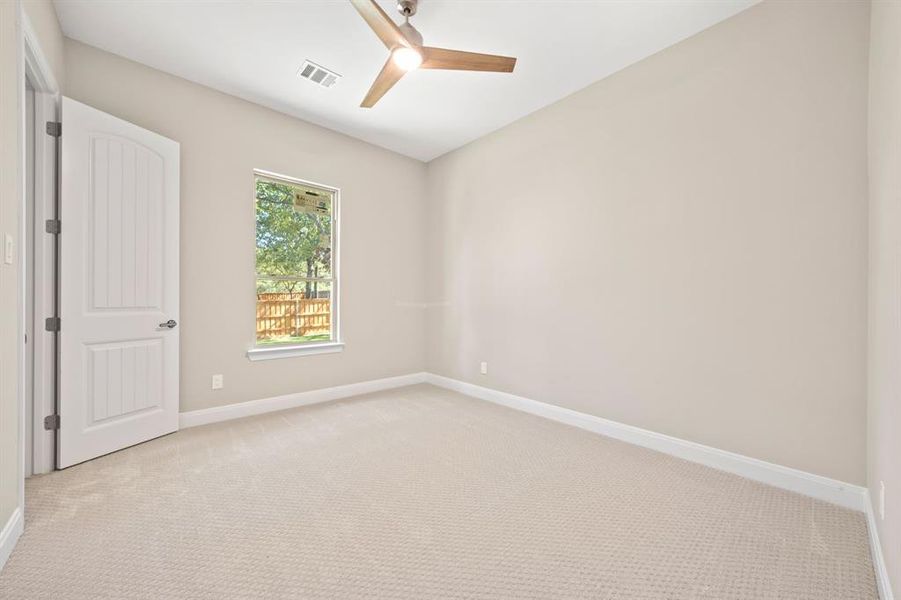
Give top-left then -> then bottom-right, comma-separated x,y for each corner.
293,191 -> 331,216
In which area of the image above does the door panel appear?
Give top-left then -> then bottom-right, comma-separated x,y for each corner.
88,136 -> 164,310
85,339 -> 162,424
59,97 -> 179,468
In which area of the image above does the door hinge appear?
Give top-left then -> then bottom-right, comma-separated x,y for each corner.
45,317 -> 60,332
44,414 -> 60,431
46,121 -> 61,137
45,219 -> 61,234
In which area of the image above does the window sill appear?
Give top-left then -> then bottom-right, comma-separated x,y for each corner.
246,342 -> 344,362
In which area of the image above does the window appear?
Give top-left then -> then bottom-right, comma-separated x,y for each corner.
250,170 -> 340,359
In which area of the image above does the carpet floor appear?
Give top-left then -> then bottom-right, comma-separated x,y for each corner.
0,384 -> 877,599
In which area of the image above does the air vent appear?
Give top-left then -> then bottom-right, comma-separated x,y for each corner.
298,60 -> 341,89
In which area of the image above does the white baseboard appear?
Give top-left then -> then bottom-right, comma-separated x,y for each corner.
425,373 -> 868,512
179,372 -> 428,429
0,507 -> 23,572
864,490 -> 895,600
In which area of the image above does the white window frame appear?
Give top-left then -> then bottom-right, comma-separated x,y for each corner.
247,169 -> 342,361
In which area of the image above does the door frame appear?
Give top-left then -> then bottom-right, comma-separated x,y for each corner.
17,0 -> 60,503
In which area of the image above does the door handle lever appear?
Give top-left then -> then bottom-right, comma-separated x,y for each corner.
159,319 -> 177,329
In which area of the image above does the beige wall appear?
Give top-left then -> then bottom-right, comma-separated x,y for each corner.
64,40 -> 428,413
0,0 -> 22,530
426,0 -> 870,484
867,0 -> 901,592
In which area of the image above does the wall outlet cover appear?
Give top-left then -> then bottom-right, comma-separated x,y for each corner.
212,374 -> 224,390
480,362 -> 488,375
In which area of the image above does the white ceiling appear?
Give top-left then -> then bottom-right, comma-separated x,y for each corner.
54,0 -> 758,162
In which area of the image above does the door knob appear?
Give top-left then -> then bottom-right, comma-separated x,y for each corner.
159,319 -> 177,329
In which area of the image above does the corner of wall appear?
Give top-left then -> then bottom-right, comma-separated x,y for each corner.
22,0 -> 65,91
866,1 -> 901,596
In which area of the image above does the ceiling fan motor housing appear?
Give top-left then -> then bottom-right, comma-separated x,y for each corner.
397,0 -> 417,17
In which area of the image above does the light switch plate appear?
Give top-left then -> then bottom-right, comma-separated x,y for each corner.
4,234 -> 13,264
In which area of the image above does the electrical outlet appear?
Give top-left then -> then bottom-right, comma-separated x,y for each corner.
880,481 -> 885,520
211,374 -> 224,390
480,361 -> 488,375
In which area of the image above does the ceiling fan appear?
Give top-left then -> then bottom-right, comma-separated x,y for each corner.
349,0 -> 517,108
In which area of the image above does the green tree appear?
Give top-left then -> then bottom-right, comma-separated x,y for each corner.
255,180 -> 331,296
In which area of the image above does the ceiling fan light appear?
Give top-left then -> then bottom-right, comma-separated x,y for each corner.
392,46 -> 422,71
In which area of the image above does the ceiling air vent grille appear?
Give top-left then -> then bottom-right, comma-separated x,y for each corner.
298,60 -> 341,89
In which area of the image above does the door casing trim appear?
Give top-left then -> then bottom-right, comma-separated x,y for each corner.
17,0 -> 61,517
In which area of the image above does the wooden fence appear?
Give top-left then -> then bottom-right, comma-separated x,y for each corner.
256,293 -> 331,338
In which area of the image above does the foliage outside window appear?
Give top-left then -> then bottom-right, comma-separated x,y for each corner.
255,172 -> 337,347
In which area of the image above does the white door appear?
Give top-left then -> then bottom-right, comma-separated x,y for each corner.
59,97 -> 180,468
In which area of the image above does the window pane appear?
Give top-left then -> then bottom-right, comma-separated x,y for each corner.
255,173 -> 336,348
256,280 -> 333,346
255,178 -> 333,283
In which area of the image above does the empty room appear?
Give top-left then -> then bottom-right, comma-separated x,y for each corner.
0,0 -> 899,597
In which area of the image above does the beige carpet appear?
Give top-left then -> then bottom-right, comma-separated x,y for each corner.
0,384 -> 877,599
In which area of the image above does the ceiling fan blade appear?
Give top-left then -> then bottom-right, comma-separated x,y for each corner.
361,58 -> 406,108
349,0 -> 409,50
420,47 -> 517,73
